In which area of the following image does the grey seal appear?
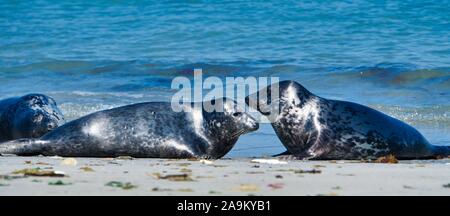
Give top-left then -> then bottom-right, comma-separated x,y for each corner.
245,80 -> 450,159
0,98 -> 258,159
0,94 -> 65,142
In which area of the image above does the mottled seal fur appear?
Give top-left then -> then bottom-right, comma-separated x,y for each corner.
246,80 -> 450,160
0,94 -> 65,141
0,98 -> 258,159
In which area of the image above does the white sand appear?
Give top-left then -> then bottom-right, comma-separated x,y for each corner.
0,156 -> 449,196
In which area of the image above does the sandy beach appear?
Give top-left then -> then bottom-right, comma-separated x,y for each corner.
1,156 -> 449,196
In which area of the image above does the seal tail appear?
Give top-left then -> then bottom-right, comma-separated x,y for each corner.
0,139 -> 46,156
432,145 -> 450,157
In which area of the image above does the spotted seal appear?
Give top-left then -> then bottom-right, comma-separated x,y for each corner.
0,98 -> 258,159
245,80 -> 449,159
0,94 -> 65,141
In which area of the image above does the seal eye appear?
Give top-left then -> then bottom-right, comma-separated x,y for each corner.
233,112 -> 242,117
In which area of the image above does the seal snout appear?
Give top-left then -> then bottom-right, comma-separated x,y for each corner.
244,113 -> 259,132
245,94 -> 258,110
47,121 -> 58,131
245,96 -> 250,107
245,93 -> 273,116
248,119 -> 259,132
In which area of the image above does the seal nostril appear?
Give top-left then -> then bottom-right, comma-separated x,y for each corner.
47,123 -> 56,131
249,121 -> 259,131
253,124 -> 259,131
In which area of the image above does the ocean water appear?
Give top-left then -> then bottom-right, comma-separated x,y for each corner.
1,0 -> 449,157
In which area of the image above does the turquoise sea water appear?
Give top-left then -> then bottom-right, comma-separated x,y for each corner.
1,1 -> 449,157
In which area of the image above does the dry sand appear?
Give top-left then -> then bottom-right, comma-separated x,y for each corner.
1,156 -> 449,196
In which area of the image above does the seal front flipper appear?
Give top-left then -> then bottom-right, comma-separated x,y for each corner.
273,151 -> 308,160
0,139 -> 48,156
273,150 -> 290,157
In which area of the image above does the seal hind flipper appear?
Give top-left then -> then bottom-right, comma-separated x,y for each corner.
432,145 -> 450,157
0,139 -> 46,156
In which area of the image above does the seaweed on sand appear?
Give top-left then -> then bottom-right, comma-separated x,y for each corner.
105,181 -> 137,190
152,173 -> 194,182
12,168 -> 66,177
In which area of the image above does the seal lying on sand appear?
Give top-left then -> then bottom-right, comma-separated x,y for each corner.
0,94 -> 65,142
245,80 -> 450,159
0,98 -> 258,159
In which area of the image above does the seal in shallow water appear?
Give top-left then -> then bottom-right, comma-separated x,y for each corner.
0,94 -> 65,141
0,98 -> 258,159
245,80 -> 450,159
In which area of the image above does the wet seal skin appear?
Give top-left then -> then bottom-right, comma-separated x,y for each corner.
0,94 -> 65,142
246,80 -> 450,160
0,98 -> 258,159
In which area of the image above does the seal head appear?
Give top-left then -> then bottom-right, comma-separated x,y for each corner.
202,98 -> 259,158
10,94 -> 65,139
245,80 -> 312,121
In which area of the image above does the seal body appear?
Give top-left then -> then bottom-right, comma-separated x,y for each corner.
0,98 -> 258,159
246,80 -> 450,159
0,94 -> 65,141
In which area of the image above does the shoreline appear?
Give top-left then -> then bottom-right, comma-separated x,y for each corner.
1,156 -> 449,196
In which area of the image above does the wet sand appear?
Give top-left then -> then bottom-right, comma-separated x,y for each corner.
0,156 -> 449,196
